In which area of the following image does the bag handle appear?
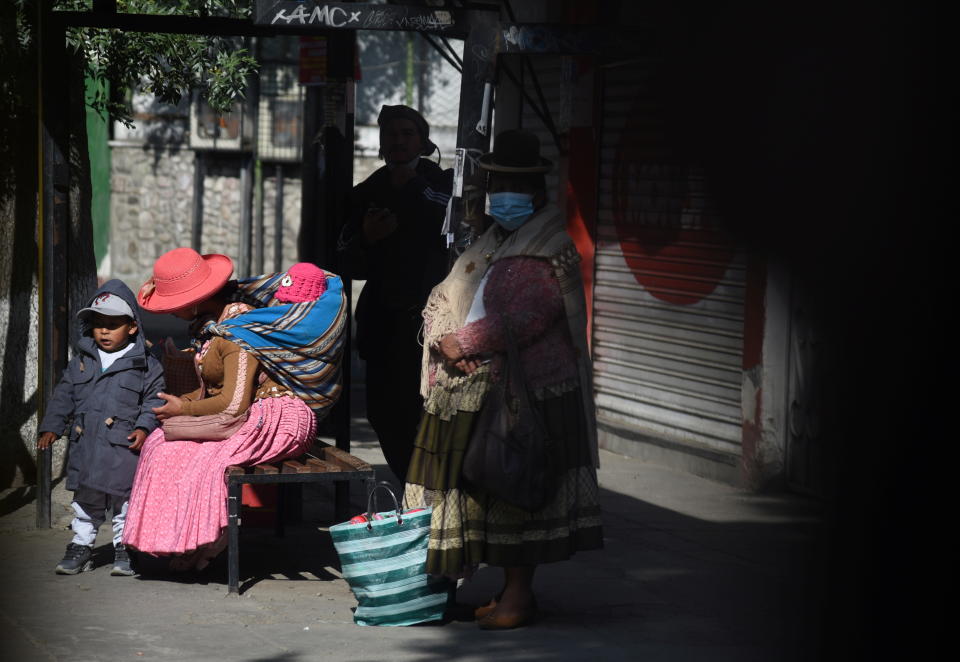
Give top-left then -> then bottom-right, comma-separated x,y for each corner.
366,481 -> 403,529
502,321 -> 538,416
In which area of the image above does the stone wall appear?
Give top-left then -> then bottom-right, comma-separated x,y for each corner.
261,167 -> 302,272
108,143 -> 195,289
108,144 -> 307,285
199,159 -> 243,264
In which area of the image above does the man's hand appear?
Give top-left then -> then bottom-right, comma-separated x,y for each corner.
152,392 -> 184,421
362,208 -> 399,243
128,428 -> 148,451
36,431 -> 59,450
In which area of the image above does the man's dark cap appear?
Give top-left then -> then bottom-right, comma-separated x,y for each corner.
377,104 -> 437,157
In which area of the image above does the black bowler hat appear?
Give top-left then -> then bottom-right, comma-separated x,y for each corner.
478,129 -> 553,173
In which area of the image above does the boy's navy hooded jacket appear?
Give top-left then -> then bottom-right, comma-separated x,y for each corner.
38,279 -> 165,498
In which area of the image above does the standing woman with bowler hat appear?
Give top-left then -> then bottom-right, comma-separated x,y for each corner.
122,249 -> 337,571
404,130 -> 603,629
337,104 -> 453,484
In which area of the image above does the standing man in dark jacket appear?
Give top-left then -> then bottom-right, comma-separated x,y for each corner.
338,105 -> 453,482
37,279 -> 165,576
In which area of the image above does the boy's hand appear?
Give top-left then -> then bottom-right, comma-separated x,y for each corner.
36,431 -> 59,450
128,428 -> 148,451
152,392 -> 184,421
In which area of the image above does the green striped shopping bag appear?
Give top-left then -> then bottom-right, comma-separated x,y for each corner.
330,483 -> 453,626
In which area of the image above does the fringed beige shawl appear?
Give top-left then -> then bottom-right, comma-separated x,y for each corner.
420,204 -> 599,466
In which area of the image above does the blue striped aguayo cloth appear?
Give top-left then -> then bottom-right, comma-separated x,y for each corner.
330,508 -> 453,626
204,270 -> 348,416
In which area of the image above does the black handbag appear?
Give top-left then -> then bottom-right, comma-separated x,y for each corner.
462,323 -> 557,512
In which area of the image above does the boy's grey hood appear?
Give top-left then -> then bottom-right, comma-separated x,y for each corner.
79,279 -> 145,341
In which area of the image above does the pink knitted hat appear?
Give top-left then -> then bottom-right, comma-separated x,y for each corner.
275,262 -> 327,303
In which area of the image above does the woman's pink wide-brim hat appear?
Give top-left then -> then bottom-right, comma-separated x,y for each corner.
137,247 -> 234,313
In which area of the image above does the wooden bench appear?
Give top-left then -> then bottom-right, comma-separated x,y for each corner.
225,441 -> 376,594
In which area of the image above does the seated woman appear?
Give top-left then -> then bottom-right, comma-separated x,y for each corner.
122,249 -> 346,570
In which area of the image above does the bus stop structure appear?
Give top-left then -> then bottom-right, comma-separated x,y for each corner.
36,0 -> 638,527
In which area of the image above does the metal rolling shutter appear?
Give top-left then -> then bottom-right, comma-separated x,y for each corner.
594,61 -> 746,455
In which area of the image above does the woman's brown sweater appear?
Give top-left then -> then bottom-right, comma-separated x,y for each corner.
179,337 -> 290,416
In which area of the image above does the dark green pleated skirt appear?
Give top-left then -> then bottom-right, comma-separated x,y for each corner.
404,388 -> 603,578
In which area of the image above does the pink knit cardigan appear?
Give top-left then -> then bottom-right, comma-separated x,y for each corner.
454,255 -> 578,391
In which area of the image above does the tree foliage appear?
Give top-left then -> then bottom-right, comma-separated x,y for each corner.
16,0 -> 259,126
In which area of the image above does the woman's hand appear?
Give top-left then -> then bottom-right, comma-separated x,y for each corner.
454,358 -> 484,375
128,428 -> 148,451
438,334 -> 486,374
152,392 -> 185,421
437,333 -> 464,365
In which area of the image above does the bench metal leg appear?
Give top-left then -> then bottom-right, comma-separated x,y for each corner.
276,483 -> 286,538
228,481 -> 241,594
334,480 -> 350,522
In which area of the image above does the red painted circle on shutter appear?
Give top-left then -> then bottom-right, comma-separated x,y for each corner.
611,99 -> 735,305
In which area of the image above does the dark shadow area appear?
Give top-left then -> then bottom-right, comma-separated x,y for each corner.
130,525 -> 344,593
139,308 -> 193,349
635,3 -> 945,659
0,487 -> 36,519
184,480 -> 827,661
388,486 -> 826,662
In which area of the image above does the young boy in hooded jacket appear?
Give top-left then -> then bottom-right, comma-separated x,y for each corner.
37,279 -> 165,576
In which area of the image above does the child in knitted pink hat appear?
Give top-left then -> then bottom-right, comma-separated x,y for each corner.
275,262 -> 327,303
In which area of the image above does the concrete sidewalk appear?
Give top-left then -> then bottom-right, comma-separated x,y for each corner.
0,426 -> 824,662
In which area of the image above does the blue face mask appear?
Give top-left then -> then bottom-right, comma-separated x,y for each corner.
488,192 -> 534,230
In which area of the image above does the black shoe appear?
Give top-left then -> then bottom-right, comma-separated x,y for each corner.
55,543 -> 93,575
111,543 -> 135,576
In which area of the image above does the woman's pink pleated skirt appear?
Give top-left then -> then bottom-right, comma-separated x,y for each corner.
122,396 -> 316,555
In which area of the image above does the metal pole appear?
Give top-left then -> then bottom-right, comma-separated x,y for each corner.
334,40 -> 357,515
417,33 -> 427,112
254,158 -> 264,274
250,39 -> 264,275
274,164 -> 284,272
447,14 -> 498,253
227,480 -> 241,594
297,85 -> 321,263
405,31 -> 415,107
192,151 -> 205,253
38,9 -> 70,529
238,154 -> 253,278
334,77 -> 354,456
